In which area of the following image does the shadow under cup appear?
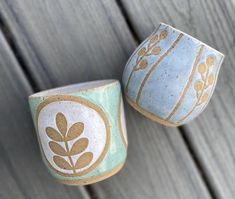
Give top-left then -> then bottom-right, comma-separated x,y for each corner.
123,23 -> 224,127
29,79 -> 128,185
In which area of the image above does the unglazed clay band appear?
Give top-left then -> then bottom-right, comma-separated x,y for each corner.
29,79 -> 128,185
125,95 -> 178,127
58,162 -> 124,186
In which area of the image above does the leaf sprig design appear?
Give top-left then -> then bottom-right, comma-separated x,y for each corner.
133,30 -> 167,72
125,30 -> 168,92
175,55 -> 216,125
46,112 -> 93,173
194,56 -> 215,106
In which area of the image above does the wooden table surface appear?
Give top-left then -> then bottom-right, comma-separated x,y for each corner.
0,0 -> 234,198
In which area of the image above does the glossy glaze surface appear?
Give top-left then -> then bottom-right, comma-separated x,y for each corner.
123,23 -> 224,126
29,80 -> 127,185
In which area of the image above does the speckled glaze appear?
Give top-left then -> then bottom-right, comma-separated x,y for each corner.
29,80 -> 127,185
123,23 -> 224,127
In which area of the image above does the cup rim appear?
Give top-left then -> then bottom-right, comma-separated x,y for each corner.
159,22 -> 225,58
29,79 -> 119,99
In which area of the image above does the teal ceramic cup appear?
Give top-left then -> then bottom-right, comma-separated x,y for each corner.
123,23 -> 224,127
29,80 -> 127,185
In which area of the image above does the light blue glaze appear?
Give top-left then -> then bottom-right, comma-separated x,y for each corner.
123,23 -> 224,126
29,80 -> 127,184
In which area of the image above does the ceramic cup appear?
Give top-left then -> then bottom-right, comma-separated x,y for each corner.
123,23 -> 224,127
29,80 -> 128,185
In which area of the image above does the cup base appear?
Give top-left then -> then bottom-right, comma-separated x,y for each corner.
125,96 -> 179,127
56,162 -> 125,186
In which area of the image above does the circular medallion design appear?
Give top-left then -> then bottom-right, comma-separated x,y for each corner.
36,96 -> 110,177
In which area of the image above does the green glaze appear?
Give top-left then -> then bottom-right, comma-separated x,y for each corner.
29,80 -> 127,184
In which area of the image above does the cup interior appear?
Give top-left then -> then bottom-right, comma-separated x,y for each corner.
29,79 -> 118,98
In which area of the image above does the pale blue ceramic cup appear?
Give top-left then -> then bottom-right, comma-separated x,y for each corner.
123,23 -> 224,127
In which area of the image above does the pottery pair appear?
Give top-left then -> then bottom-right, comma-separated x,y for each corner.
29,23 -> 224,185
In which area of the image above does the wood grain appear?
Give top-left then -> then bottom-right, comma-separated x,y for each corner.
121,0 -> 235,198
93,105 -> 211,199
0,0 -> 218,198
0,30 -> 89,199
0,0 -> 135,90
0,147 -> 24,199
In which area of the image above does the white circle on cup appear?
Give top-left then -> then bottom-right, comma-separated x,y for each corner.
37,98 -> 110,176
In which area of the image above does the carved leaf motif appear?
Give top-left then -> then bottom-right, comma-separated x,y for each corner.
75,152 -> 93,169
194,81 -> 203,92
150,35 -> 158,43
53,156 -> 72,170
56,112 -> 67,136
151,47 -> 161,55
208,74 -> 214,85
201,93 -> 209,103
46,127 -> 63,141
138,47 -> 146,56
139,60 -> 148,70
69,138 -> 88,156
206,56 -> 215,67
49,141 -> 67,156
66,122 -> 84,141
198,63 -> 206,74
160,30 -> 168,40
